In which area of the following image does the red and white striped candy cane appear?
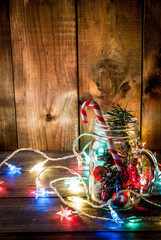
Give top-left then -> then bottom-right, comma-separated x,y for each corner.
81,100 -> 106,126
81,100 -> 122,172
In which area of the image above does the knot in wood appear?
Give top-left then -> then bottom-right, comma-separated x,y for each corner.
46,113 -> 52,121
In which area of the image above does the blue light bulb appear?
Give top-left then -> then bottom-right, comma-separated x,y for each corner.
38,188 -> 46,198
32,184 -> 49,199
8,164 -> 21,175
110,209 -> 124,225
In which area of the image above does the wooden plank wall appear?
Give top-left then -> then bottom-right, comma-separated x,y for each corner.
78,0 -> 142,147
0,0 -> 17,150
9,0 -> 78,151
0,0 -> 161,150
142,0 -> 161,149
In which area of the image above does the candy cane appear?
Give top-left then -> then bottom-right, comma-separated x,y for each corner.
81,100 -> 122,172
81,100 -> 106,126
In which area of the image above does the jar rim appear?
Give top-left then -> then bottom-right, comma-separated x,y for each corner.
92,114 -> 139,140
93,114 -> 139,130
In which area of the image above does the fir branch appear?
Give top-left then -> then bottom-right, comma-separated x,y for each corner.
107,104 -> 135,126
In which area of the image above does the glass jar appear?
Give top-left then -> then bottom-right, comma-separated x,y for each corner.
89,115 -> 158,210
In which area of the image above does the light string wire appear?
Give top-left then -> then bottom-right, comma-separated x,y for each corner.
73,133 -> 96,164
37,165 -> 90,201
0,132 -> 94,169
50,178 -> 111,221
38,163 -> 161,222
0,134 -> 161,223
0,133 -> 93,170
0,147 -> 75,168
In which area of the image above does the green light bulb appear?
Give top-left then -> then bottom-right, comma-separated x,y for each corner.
98,147 -> 104,154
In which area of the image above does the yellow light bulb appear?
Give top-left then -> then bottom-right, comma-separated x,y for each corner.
142,142 -> 146,147
67,196 -> 84,203
68,179 -> 82,193
30,161 -> 46,172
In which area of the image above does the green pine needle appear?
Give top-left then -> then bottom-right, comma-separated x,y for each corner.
107,104 -> 135,126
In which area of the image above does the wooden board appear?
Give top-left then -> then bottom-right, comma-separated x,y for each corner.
1,197 -> 161,233
0,151 -> 88,198
142,0 -> 161,149
78,0 -> 142,148
0,149 -> 161,197
1,232 -> 161,240
1,0 -> 161,152
1,151 -> 161,234
9,0 -> 78,150
0,0 -> 17,150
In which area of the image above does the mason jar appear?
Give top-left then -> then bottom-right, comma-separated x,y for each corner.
89,115 -> 158,210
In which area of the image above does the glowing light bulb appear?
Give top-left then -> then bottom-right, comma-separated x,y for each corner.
128,216 -> 142,223
110,209 -> 124,225
57,205 -> 73,221
32,188 -> 47,199
140,174 -> 147,187
142,142 -> 146,147
98,147 -> 104,154
0,181 -> 4,192
140,177 -> 146,187
8,164 -> 21,175
84,153 -> 90,163
30,161 -> 46,172
140,175 -> 147,194
68,179 -> 82,193
67,196 -> 84,202
32,178 -> 48,198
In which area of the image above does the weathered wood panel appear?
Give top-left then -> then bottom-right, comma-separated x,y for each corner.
78,0 -> 142,147
142,0 -> 161,149
0,0 -> 17,150
9,0 -> 78,150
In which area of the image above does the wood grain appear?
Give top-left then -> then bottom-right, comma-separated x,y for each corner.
142,0 -> 161,149
1,0 -> 161,151
0,0 -> 17,150
9,0 -> 78,150
1,197 -> 161,233
1,233 -> 161,240
78,0 -> 142,148
1,151 -> 161,234
1,232 -> 161,240
0,151 -> 88,198
0,150 -> 161,197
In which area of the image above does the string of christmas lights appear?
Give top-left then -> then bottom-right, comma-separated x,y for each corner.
0,136 -> 161,225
